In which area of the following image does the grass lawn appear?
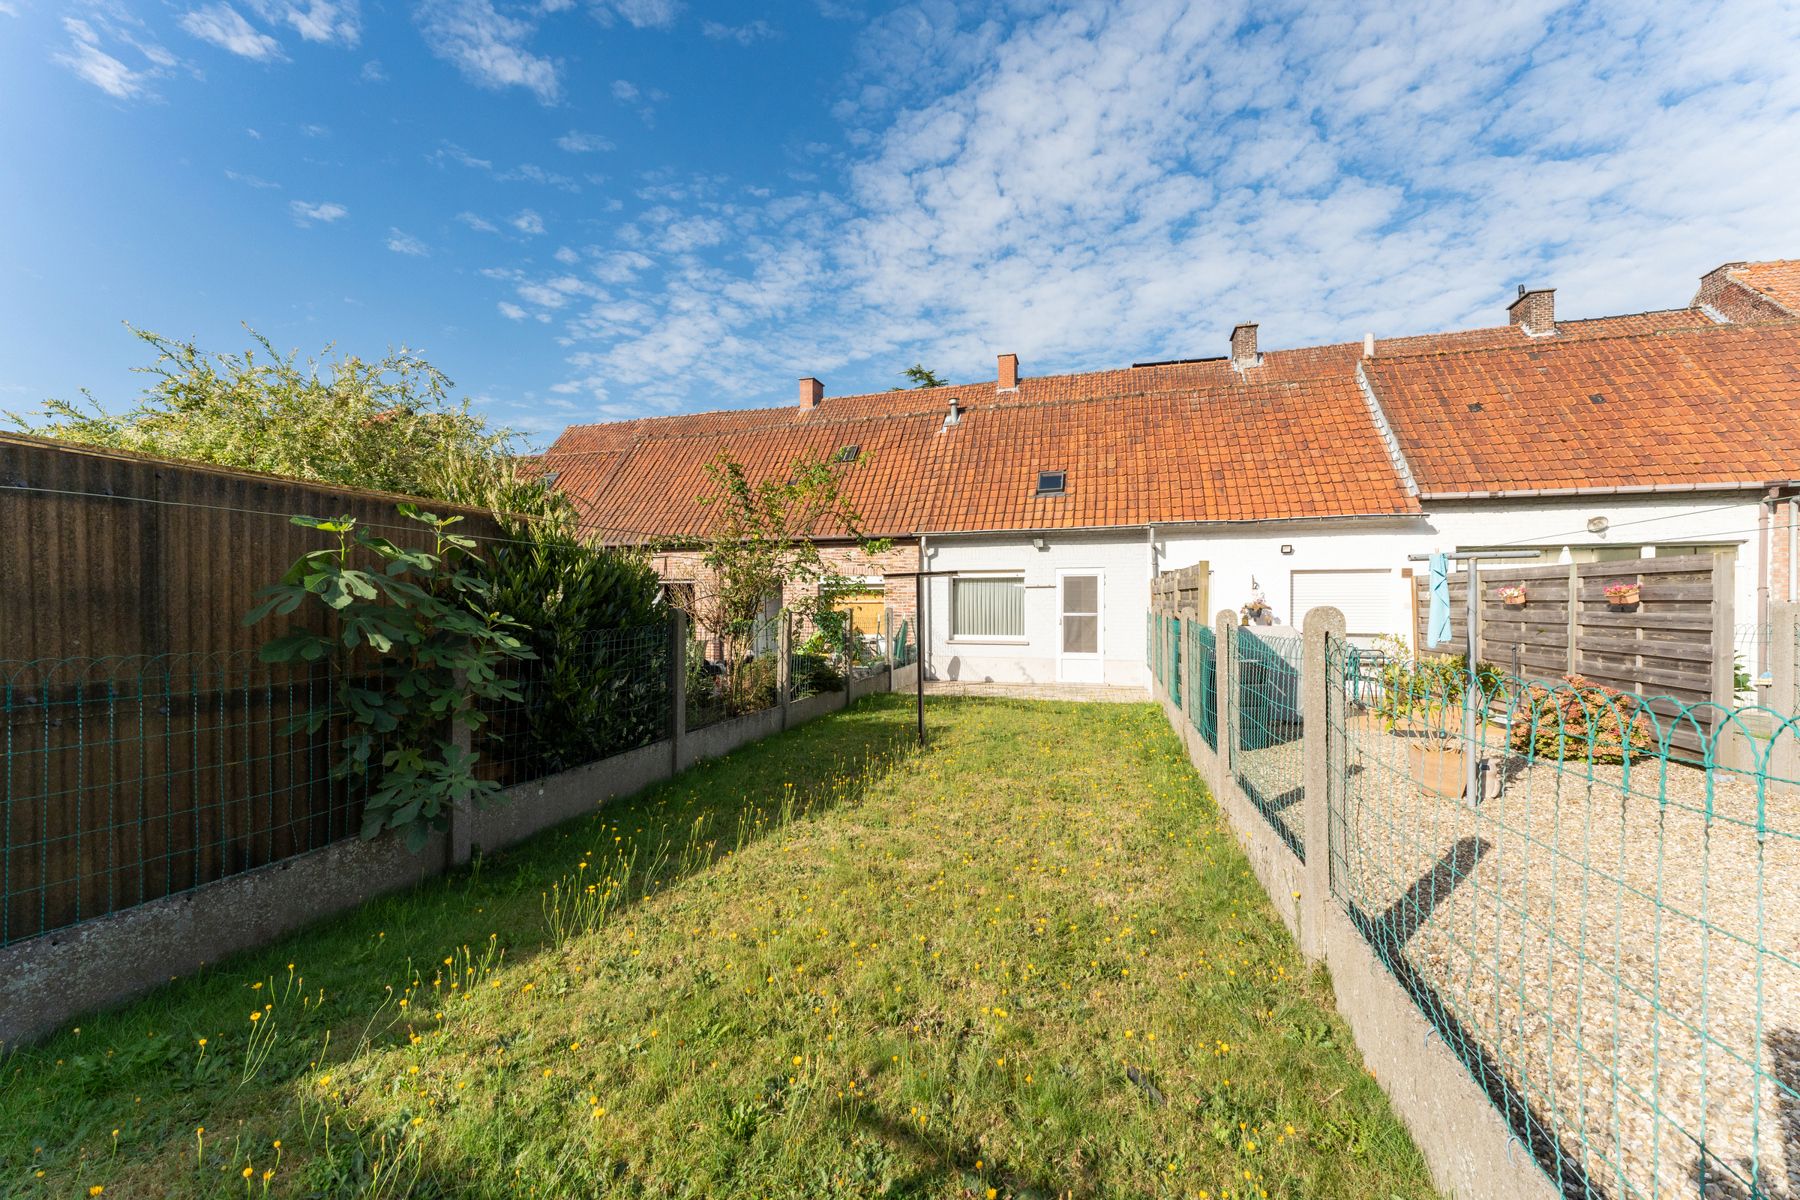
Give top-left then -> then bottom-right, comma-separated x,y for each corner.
3,695 -> 1436,1199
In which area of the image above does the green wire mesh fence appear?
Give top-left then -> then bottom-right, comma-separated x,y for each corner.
2,624 -> 680,950
893,619 -> 916,669
1,651 -> 355,948
688,610 -> 783,731
1189,623 -> 1218,750
1170,616 -> 1184,710
1326,636 -> 1800,1200
1235,627 -> 1306,859
482,623 -> 672,785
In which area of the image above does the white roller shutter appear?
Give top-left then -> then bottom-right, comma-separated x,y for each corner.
1290,569 -> 1402,640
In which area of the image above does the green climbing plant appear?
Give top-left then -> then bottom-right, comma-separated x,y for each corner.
244,504 -> 533,850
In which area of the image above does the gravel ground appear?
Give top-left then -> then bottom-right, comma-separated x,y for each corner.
1335,713 -> 1800,1199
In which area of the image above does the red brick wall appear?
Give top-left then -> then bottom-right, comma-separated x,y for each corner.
650,540 -> 919,638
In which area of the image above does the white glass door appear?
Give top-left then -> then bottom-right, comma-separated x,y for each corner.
1057,571 -> 1104,683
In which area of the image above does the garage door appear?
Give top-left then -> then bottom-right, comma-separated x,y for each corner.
1290,569 -> 1401,641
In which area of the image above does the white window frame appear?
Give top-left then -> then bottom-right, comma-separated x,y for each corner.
949,573 -> 1028,644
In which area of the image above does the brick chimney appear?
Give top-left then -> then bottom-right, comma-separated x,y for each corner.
1507,287 -> 1555,336
997,352 -> 1019,391
1230,322 -> 1260,370
798,376 -> 823,409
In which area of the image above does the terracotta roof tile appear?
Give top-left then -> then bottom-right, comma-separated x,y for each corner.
546,346 -> 1420,541
1729,260 -> 1800,316
1365,321 -> 1800,494
544,296 -> 1798,537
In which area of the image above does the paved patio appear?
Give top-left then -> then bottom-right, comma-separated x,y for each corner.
921,680 -> 1150,703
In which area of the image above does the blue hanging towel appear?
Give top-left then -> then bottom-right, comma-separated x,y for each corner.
1428,553 -> 1452,647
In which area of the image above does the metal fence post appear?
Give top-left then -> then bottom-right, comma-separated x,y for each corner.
669,609 -> 687,773
1299,606 -> 1345,963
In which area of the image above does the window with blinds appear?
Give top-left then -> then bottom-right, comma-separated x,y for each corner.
952,576 -> 1025,638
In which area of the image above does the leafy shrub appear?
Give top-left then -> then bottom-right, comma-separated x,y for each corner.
1507,674 -> 1651,763
246,505 -> 532,850
790,651 -> 846,698
480,520 -> 669,775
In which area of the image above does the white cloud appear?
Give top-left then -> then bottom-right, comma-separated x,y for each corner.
498,301 -> 529,320
300,122 -> 330,137
290,199 -> 348,225
594,0 -> 680,30
556,130 -> 614,154
360,58 -> 386,81
246,0 -> 361,46
521,0 -> 1800,416
54,17 -> 158,99
0,3 -> 18,16
700,18 -> 775,44
414,0 -> 559,103
431,141 -> 492,171
554,245 -> 581,264
609,78 -> 638,102
456,211 -> 499,232
386,228 -> 430,256
225,168 -> 280,188
179,3 -> 285,61
510,208 -> 545,235
498,162 -> 579,191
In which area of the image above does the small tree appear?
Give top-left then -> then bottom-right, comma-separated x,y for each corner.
245,505 -> 532,851
692,451 -> 887,681
902,364 -> 947,388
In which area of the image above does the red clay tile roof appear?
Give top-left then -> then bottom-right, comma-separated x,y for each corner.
546,346 -> 1423,541
1728,261 -> 1800,316
1363,321 -> 1800,495
546,291 -> 1797,539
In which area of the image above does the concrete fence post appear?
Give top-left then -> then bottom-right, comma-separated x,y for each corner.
669,609 -> 688,774
1772,601 -> 1798,791
1180,607 -> 1196,730
777,615 -> 793,730
1299,606 -> 1345,963
1215,609 -> 1238,796
844,612 -> 856,710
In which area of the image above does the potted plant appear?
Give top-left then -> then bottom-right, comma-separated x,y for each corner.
1494,584 -> 1528,611
1604,579 -> 1641,611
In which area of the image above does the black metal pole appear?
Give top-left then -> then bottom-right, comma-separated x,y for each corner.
917,577 -> 927,747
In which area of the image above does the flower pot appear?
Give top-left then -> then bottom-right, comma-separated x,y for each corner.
1407,740 -> 1467,799
1502,597 -> 1527,611
1605,585 -> 1641,612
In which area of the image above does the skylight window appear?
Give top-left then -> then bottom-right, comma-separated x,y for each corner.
1036,470 -> 1066,496
835,444 -> 861,463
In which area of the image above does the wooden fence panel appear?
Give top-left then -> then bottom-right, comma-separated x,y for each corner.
1413,553 -> 1735,755
0,435 -> 505,944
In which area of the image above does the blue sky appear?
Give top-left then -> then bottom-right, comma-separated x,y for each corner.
3,1 -> 1799,447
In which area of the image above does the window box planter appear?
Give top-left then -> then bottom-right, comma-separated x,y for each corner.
1493,585 -> 1528,611
1604,581 -> 1641,612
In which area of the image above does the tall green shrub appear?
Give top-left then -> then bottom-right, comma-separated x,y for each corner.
480,520 -> 669,774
